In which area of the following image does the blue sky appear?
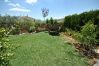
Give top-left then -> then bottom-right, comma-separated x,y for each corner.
0,0 -> 99,20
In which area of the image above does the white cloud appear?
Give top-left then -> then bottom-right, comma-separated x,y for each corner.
9,7 -> 31,12
8,3 -> 31,12
8,3 -> 24,8
26,0 -> 38,4
4,0 -> 11,2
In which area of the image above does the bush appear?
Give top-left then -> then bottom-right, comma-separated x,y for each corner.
48,24 -> 60,36
65,21 -> 98,57
76,21 -> 97,47
0,28 -> 13,66
46,18 -> 61,35
28,26 -> 35,33
10,27 -> 20,35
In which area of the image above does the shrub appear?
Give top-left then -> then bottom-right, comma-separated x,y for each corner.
0,28 -> 13,66
76,21 -> 97,47
72,21 -> 97,57
28,26 -> 35,33
46,18 -> 61,35
48,24 -> 60,35
10,27 -> 20,35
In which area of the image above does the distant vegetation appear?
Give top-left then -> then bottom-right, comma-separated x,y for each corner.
0,15 -> 42,34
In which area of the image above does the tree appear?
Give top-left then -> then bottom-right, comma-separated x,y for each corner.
41,8 -> 49,20
63,10 -> 99,31
50,17 -> 54,24
54,20 -> 58,24
46,19 -> 49,24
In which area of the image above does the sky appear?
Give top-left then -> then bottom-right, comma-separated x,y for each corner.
0,0 -> 99,20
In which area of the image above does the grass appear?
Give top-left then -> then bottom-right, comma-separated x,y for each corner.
9,32 -> 89,66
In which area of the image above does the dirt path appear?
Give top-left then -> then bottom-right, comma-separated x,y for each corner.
60,32 -> 79,44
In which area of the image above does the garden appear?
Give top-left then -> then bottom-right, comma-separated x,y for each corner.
0,10 -> 99,66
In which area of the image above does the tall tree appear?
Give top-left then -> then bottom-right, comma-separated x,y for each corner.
41,8 -> 49,20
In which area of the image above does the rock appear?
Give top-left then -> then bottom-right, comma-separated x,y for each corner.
95,49 -> 99,54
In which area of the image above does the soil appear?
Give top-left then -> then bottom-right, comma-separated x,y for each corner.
60,32 -> 99,66
60,32 -> 79,44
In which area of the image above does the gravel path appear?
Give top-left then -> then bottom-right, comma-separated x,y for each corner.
94,59 -> 99,66
94,48 -> 99,66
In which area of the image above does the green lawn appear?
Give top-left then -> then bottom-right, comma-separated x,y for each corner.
9,32 -> 89,66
